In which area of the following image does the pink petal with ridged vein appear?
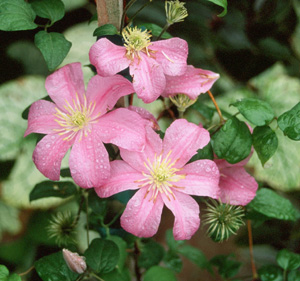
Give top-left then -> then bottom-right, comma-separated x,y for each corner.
121,188 -> 164,238
177,160 -> 220,198
89,38 -> 129,76
162,119 -> 210,168
33,134 -> 72,181
45,63 -> 85,111
162,191 -> 200,240
25,100 -> 59,136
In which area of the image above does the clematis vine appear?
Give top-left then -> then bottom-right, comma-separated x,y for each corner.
24,62 -> 147,188
89,27 -> 188,103
96,119 -> 220,240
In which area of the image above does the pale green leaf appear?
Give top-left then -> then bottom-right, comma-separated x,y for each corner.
206,0 -> 227,17
0,201 -> 21,240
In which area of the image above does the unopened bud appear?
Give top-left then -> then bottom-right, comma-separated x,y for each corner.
62,249 -> 87,274
165,0 -> 188,25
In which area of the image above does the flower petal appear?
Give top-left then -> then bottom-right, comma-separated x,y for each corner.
69,131 -> 110,188
95,160 -> 143,198
151,38 -> 188,76
89,38 -> 129,76
163,119 -> 210,168
121,188 -> 164,238
218,165 -> 258,206
128,105 -> 160,130
96,108 -> 146,152
163,65 -> 220,99
33,134 -> 72,181
25,100 -> 59,136
130,54 -> 166,103
162,191 -> 200,240
86,75 -> 134,114
45,63 -> 85,111
177,160 -> 220,198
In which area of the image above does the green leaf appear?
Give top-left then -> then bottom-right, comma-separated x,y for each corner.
189,143 -> 214,162
247,188 -> 297,221
191,101 -> 215,121
143,266 -> 177,281
29,181 -> 77,201
84,238 -> 119,274
207,0 -> 228,17
277,249 -> 300,271
93,24 -> 118,37
288,270 -> 300,281
7,273 -> 21,281
100,268 -> 131,281
108,236 -> 128,270
278,102 -> 300,141
137,23 -> 172,39
138,240 -> 165,269
0,201 -> 21,240
210,254 -> 241,279
231,98 -> 275,126
258,265 -> 283,281
0,265 -> 9,279
252,126 -> 278,166
211,117 -> 252,164
163,251 -> 183,273
165,229 -> 185,251
35,31 -> 72,71
30,0 -> 65,24
35,251 -> 79,281
0,0 -> 37,31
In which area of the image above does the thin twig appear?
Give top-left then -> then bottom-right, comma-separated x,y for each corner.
207,90 -> 225,124
247,220 -> 258,280
19,266 -> 35,276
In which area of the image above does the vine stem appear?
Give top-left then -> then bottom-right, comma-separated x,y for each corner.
19,266 -> 35,276
247,220 -> 258,280
120,0 -> 138,32
85,193 -> 90,246
157,23 -> 171,40
207,90 -> 225,124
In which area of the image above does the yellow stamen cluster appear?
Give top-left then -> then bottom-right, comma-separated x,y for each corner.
170,94 -> 197,114
165,0 -> 188,25
122,27 -> 153,61
54,94 -> 100,141
136,151 -> 186,202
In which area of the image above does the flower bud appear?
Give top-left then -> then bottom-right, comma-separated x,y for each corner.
165,0 -> 188,25
62,249 -> 87,274
203,200 -> 245,242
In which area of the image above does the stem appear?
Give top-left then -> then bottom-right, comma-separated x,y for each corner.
127,0 -> 152,25
157,23 -> 171,40
129,93 -> 134,106
178,109 -> 184,119
207,90 -> 225,124
19,266 -> 35,276
107,207 -> 125,227
85,193 -> 90,246
90,272 -> 105,281
283,269 -> 287,281
134,241 -> 142,281
120,0 -> 138,32
73,194 -> 85,227
247,220 -> 258,280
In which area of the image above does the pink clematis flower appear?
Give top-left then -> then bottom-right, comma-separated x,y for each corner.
214,158 -> 258,206
95,119 -> 220,240
162,65 -> 220,100
24,62 -> 147,188
89,27 -> 188,103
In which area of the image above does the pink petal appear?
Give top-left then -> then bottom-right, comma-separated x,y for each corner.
128,105 -> 160,130
96,108 -> 146,152
69,131 -> 110,188
162,119 -> 210,168
163,65 -> 220,99
130,54 -> 166,103
33,134 -> 72,181
121,188 -> 164,238
162,191 -> 200,240
86,75 -> 134,114
218,165 -> 258,206
45,63 -> 85,111
89,38 -> 129,76
95,160 -> 143,198
25,100 -> 59,136
177,160 -> 220,198
151,38 -> 188,76
120,126 -> 162,172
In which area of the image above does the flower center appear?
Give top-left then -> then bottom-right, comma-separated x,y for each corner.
54,94 -> 100,141
122,27 -> 153,61
136,151 -> 186,202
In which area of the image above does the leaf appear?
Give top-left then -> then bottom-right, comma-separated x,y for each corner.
143,266 -> 177,281
100,268 -> 131,281
231,98 -> 275,126
0,265 -> 9,279
35,251 -> 79,281
165,229 -> 185,251
210,254 -> 242,279
84,238 -> 119,274
252,126 -> 278,166
138,240 -> 165,269
211,117 -> 252,164
7,273 -> 21,281
258,265 -> 283,281
0,0 -> 37,31
276,249 -> 300,271
35,31 -> 72,71
93,24 -> 118,37
163,251 -> 183,273
277,102 -> 300,141
247,188 -> 297,221
30,0 -> 65,24
189,143 -> 214,162
137,23 -> 172,39
29,181 -> 77,201
191,101 -> 215,121
206,0 -> 228,17
288,270 -> 300,281
0,201 -> 21,240
108,236 -> 128,270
